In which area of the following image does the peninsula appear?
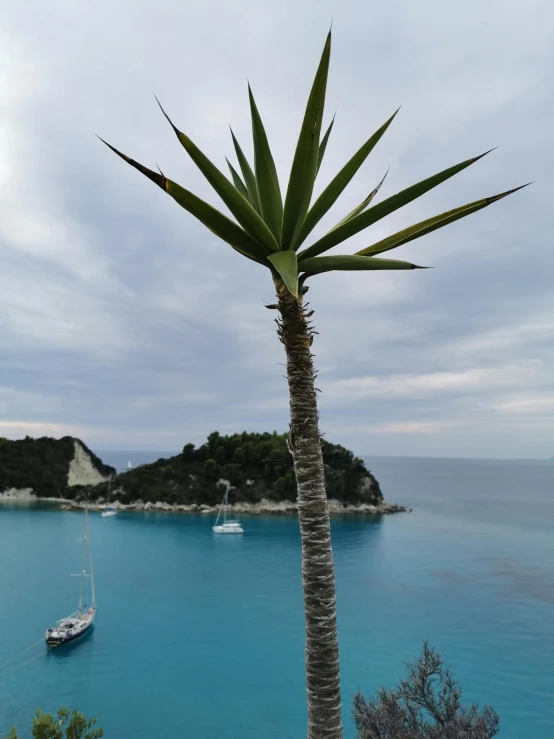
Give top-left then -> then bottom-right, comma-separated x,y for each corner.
0,432 -> 408,515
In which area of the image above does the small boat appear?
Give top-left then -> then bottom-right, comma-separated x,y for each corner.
46,506 -> 96,646
127,459 -> 132,470
213,482 -> 244,534
101,475 -> 117,518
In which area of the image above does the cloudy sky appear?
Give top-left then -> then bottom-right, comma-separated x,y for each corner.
1,0 -> 553,458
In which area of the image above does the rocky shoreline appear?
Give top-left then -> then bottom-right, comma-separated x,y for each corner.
0,490 -> 410,515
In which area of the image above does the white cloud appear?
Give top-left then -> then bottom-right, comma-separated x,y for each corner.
328,420 -> 468,437
322,364 -> 546,403
451,313 -> 554,357
492,394 -> 554,416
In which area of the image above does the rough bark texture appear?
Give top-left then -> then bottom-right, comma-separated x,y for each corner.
275,281 -> 344,739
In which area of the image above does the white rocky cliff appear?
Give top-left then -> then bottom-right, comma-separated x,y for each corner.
67,441 -> 109,487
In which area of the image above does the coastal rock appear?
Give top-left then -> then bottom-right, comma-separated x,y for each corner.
222,497 -> 408,516
0,487 -> 36,500
37,497 -> 409,516
356,475 -> 381,501
67,441 -> 109,487
59,502 -> 80,510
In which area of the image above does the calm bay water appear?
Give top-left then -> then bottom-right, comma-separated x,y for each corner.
1,455 -> 553,737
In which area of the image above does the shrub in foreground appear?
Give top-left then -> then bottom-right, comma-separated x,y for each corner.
353,642 -> 500,739
6,708 -> 103,739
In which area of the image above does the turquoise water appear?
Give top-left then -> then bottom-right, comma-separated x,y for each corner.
1,456 -> 553,737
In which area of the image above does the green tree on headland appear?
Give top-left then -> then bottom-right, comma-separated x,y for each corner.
182,443 -> 195,462
214,445 -> 226,465
101,29 -> 522,738
204,458 -> 218,480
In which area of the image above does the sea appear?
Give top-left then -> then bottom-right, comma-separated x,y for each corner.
1,454 -> 553,738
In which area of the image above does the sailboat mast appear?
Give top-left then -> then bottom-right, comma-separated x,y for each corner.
86,506 -> 96,608
214,482 -> 229,527
78,508 -> 86,613
223,482 -> 229,524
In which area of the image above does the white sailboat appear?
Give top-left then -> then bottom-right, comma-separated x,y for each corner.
45,506 -> 96,646
127,459 -> 132,470
101,475 -> 117,518
212,482 -> 244,534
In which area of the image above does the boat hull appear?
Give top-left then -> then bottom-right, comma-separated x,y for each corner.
46,622 -> 93,646
212,524 -> 244,534
101,509 -> 117,518
46,610 -> 96,646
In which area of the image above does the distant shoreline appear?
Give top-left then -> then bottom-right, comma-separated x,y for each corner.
0,492 -> 410,516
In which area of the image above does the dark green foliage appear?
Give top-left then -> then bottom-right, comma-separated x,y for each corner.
353,642 -> 500,739
195,444 -> 210,461
274,477 -> 287,498
182,443 -> 195,461
0,437 -> 115,499
322,440 -> 382,503
232,446 -> 245,465
225,463 -> 243,487
207,431 -> 220,452
79,431 -> 382,507
204,458 -> 218,480
6,707 -> 103,739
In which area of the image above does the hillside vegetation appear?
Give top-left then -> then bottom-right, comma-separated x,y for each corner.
77,431 -> 383,506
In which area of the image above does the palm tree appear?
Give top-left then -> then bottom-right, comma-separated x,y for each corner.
100,30 -> 526,739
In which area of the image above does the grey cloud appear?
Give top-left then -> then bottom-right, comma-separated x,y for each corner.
1,0 -> 553,456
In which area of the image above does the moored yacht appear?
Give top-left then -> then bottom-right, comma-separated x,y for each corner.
46,506 -> 96,646
101,475 -> 117,518
213,482 -> 244,534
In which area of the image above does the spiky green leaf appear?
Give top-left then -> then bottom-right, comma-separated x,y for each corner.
165,180 -> 268,262
226,158 -> 250,200
300,254 -> 423,274
281,32 -> 332,250
300,149 -> 494,260
156,99 -> 278,255
317,115 -> 335,175
98,138 -> 268,265
356,185 -> 530,257
333,170 -> 389,229
248,86 -> 283,241
230,128 -> 261,213
268,251 -> 299,297
296,110 -> 399,249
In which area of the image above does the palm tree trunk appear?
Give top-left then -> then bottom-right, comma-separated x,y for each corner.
275,281 -> 344,739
